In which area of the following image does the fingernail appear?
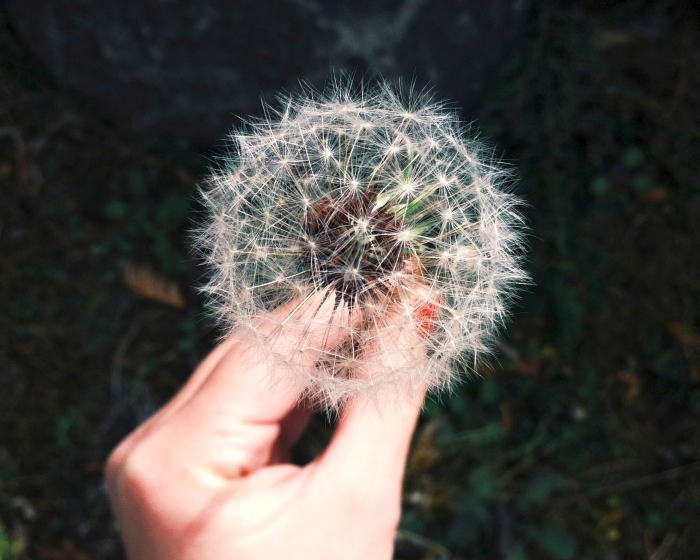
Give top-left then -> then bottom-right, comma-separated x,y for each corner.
415,301 -> 437,338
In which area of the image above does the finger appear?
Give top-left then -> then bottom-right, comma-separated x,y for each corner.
107,336 -> 239,467
190,289 -> 358,424
107,290 -> 356,482
127,291 -> 356,478
315,292 -> 431,497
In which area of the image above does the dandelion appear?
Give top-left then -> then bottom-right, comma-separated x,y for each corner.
196,79 -> 526,407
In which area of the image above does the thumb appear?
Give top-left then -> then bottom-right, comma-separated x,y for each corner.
315,293 -> 432,498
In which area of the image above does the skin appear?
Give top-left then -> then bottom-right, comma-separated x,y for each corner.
105,291 -> 428,560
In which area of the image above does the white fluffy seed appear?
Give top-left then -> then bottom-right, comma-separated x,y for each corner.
195,78 -> 527,407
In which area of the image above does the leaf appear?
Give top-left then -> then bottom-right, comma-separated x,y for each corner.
592,28 -> 636,49
521,472 -> 565,508
590,176 -> 610,197
527,526 -> 578,560
472,422 -> 506,446
447,492 -> 491,549
621,146 -> 645,170
124,264 -> 186,309
469,467 -> 497,500
505,544 -> 529,560
398,510 -> 424,534
156,194 -> 188,224
104,200 -> 128,220
631,174 -> 654,193
480,378 -> 500,404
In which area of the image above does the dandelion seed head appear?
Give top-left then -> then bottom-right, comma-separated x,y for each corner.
396,228 -> 417,243
195,78 -> 527,407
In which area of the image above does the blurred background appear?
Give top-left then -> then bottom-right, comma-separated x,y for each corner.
0,0 -> 698,558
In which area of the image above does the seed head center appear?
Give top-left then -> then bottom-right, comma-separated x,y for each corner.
300,190 -> 412,308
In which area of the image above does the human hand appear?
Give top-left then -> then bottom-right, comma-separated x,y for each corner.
105,292 -> 427,560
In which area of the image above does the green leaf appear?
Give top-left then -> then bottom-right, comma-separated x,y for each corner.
589,176 -> 610,197
470,467 -> 497,500
447,491 -> 492,549
472,421 -> 505,446
422,398 -> 443,419
447,393 -> 468,416
104,200 -> 129,220
631,174 -> 653,193
177,338 -> 195,352
156,194 -> 188,224
521,472 -> 565,507
128,168 -> 147,195
606,495 -> 623,508
621,146 -> 645,169
53,413 -> 80,451
506,544 -> 529,560
399,509 -> 424,533
527,526 -> 578,560
480,378 -> 500,404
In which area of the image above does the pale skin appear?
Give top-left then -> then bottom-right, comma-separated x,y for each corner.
105,291 -> 428,560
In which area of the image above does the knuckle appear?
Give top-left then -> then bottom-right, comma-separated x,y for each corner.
104,432 -> 166,505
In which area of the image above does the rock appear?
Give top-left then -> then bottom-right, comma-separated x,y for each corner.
6,0 -> 531,143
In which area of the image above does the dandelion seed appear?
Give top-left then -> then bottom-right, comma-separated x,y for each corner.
195,78 -> 527,407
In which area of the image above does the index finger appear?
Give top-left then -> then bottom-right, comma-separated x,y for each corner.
189,289 -> 358,423
107,290 -> 356,474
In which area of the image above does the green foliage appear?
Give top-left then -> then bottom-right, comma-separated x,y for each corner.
156,194 -> 188,225
470,467 -> 498,500
0,458 -> 17,486
0,528 -> 24,560
518,472 -> 566,511
589,176 -> 610,197
479,378 -> 500,405
398,509 -> 424,534
53,412 -> 83,451
506,545 -> 529,560
104,200 -> 129,220
446,490 -> 492,549
621,146 -> 645,170
177,317 -> 198,352
526,526 -> 578,560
